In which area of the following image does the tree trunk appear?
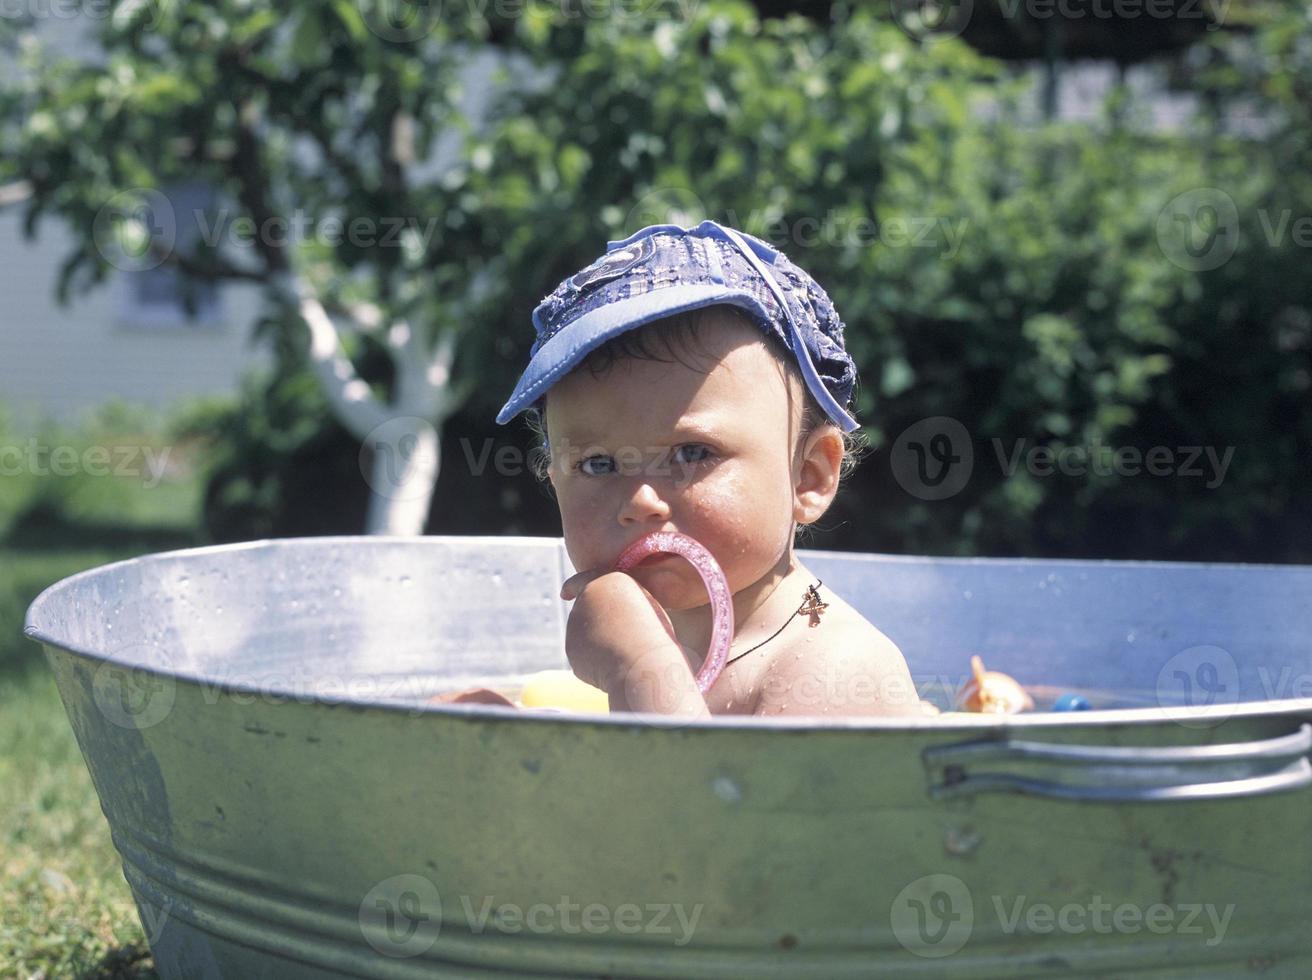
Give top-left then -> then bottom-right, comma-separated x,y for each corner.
362,416 -> 441,536
288,271 -> 461,536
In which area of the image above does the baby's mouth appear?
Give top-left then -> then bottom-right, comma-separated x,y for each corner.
632,553 -> 677,568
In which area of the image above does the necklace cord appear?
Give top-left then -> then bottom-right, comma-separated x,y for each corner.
724,580 -> 824,667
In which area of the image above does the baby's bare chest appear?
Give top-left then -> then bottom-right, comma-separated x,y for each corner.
701,610 -> 890,715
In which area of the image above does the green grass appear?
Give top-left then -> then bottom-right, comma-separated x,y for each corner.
2,598 -> 158,979
1,412 -> 208,979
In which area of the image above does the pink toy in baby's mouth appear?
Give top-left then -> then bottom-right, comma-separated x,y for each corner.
612,531 -> 735,694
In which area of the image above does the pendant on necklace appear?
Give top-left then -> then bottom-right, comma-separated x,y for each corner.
800,584 -> 828,627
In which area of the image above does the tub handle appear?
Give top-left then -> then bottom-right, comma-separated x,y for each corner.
923,723 -> 1312,803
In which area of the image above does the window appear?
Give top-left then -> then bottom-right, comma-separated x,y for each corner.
116,180 -> 224,330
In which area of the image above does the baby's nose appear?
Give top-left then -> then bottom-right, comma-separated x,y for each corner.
617,480 -> 671,524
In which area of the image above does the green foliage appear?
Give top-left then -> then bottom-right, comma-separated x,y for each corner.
0,400 -> 202,547
2,0 -> 1309,559
448,1 -> 1312,561
170,320 -> 376,543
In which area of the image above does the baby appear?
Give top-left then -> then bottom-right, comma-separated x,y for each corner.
495,220 -> 925,718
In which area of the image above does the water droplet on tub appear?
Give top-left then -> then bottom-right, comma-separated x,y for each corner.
1126,631 -> 1136,643
712,776 -> 742,803
963,590 -> 972,599
945,825 -> 981,856
400,575 -> 413,588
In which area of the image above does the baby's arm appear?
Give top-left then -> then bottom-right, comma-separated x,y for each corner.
755,634 -> 928,717
561,571 -> 710,717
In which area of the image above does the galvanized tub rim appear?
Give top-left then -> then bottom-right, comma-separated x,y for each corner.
23,534 -> 1312,733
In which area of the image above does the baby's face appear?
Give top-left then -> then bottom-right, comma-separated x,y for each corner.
545,312 -> 805,611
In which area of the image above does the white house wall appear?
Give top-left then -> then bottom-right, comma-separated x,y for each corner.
0,207 -> 271,428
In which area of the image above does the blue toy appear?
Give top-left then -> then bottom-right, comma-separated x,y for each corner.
1053,692 -> 1092,711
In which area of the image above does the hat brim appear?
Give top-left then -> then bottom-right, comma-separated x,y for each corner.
495,284 -> 765,425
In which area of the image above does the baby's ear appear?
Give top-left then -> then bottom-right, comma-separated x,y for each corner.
793,425 -> 844,525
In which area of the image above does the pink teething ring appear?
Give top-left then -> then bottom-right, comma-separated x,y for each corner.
612,531 -> 735,694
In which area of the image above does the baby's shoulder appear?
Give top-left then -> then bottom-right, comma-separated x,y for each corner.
755,601 -> 921,716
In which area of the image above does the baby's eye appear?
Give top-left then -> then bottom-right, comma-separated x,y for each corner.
672,444 -> 714,466
577,454 -> 615,476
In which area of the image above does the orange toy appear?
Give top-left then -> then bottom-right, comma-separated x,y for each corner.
956,655 -> 1034,714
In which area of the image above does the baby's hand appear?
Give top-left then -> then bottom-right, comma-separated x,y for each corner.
560,570 -> 709,716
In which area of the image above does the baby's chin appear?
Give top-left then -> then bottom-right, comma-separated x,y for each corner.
627,566 -> 714,611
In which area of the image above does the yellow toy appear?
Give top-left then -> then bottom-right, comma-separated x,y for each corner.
517,669 -> 610,713
429,669 -> 609,713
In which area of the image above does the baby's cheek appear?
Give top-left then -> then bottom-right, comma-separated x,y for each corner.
560,503 -> 606,570
685,481 -> 789,580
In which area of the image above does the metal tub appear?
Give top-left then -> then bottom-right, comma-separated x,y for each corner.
23,535 -> 1312,978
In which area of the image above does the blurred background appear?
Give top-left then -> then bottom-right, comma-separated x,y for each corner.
1,2 -> 1310,973
2,0 -> 1310,564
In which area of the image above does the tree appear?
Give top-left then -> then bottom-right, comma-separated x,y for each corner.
0,2 -> 508,533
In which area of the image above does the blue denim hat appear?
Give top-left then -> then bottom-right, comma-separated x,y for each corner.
495,219 -> 860,432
